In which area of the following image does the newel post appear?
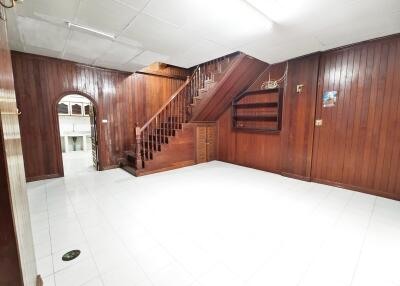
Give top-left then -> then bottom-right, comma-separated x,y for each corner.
135,125 -> 143,170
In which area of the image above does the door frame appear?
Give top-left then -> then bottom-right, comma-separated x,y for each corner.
53,91 -> 101,177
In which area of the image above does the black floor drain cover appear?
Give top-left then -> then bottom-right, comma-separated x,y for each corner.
62,250 -> 81,261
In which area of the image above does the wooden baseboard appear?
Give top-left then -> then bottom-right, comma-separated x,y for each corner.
100,164 -> 119,171
311,178 -> 400,201
26,173 -> 61,182
218,161 -> 399,201
135,160 -> 195,176
280,172 -> 311,182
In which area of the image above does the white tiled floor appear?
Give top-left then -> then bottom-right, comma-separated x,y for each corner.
27,157 -> 400,286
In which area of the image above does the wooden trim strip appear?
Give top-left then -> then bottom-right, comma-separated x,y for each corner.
135,70 -> 188,80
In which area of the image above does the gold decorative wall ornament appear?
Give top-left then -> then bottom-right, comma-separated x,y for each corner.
261,62 -> 288,90
0,0 -> 22,9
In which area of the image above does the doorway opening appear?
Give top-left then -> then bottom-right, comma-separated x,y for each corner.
57,94 -> 99,176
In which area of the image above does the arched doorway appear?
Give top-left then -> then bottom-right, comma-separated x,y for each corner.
56,93 -> 99,176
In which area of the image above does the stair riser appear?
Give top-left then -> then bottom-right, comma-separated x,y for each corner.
160,123 -> 182,129
141,143 -> 161,152
150,135 -> 169,144
140,150 -> 153,160
167,116 -> 183,123
156,129 -> 176,136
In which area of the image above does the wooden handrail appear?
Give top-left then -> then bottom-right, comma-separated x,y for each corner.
139,65 -> 200,132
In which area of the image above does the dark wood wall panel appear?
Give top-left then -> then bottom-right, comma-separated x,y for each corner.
312,36 -> 400,199
217,63 -> 287,173
217,34 -> 400,200
280,54 -> 320,180
12,52 -> 186,181
217,56 -> 319,175
0,16 -> 37,286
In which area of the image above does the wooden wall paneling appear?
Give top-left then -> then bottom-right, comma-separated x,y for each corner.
387,39 -> 400,193
196,126 -> 207,163
216,108 -> 236,163
12,52 -> 187,181
280,53 -> 320,180
206,125 -> 217,161
0,16 -> 37,286
311,36 -> 400,199
373,40 -> 399,192
216,63 -> 288,173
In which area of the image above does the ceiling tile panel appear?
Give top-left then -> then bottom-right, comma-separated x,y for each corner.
77,0 -> 139,35
17,16 -> 69,52
121,61 -> 146,72
179,39 -> 234,66
315,10 -> 400,49
64,31 -> 113,60
24,45 -> 62,59
130,50 -> 169,66
6,0 -> 400,71
15,0 -> 80,22
122,14 -> 195,55
113,0 -> 150,11
99,42 -> 143,64
142,0 -> 193,27
4,10 -> 24,51
63,52 -> 94,65
180,0 -> 273,48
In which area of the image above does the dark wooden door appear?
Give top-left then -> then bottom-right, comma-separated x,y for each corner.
89,104 -> 99,170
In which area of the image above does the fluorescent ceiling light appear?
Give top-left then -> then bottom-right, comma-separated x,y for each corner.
66,22 -> 116,39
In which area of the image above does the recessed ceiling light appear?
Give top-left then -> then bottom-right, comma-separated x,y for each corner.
66,22 -> 116,39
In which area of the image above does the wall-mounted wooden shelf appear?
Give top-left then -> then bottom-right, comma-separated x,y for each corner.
233,102 -> 278,108
233,115 -> 278,121
232,88 -> 283,132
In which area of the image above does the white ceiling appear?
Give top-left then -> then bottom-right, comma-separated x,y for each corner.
6,0 -> 400,72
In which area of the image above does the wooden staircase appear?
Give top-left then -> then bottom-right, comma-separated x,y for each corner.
121,54 -> 239,176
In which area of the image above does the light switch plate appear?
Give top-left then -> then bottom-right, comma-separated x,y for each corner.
296,84 -> 304,93
315,119 -> 323,126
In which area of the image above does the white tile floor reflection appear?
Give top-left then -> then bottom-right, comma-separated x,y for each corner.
27,160 -> 400,286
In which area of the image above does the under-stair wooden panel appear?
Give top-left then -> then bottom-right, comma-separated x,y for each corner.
191,54 -> 268,122
138,124 -> 195,175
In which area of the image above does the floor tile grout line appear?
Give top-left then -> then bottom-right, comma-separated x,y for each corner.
66,179 -> 106,286
87,199 -> 156,286
295,191 -> 356,286
44,181 -> 57,285
42,172 -> 106,284
243,186 -> 335,285
348,197 -> 378,286
76,169 -> 159,285
110,180 -> 215,284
